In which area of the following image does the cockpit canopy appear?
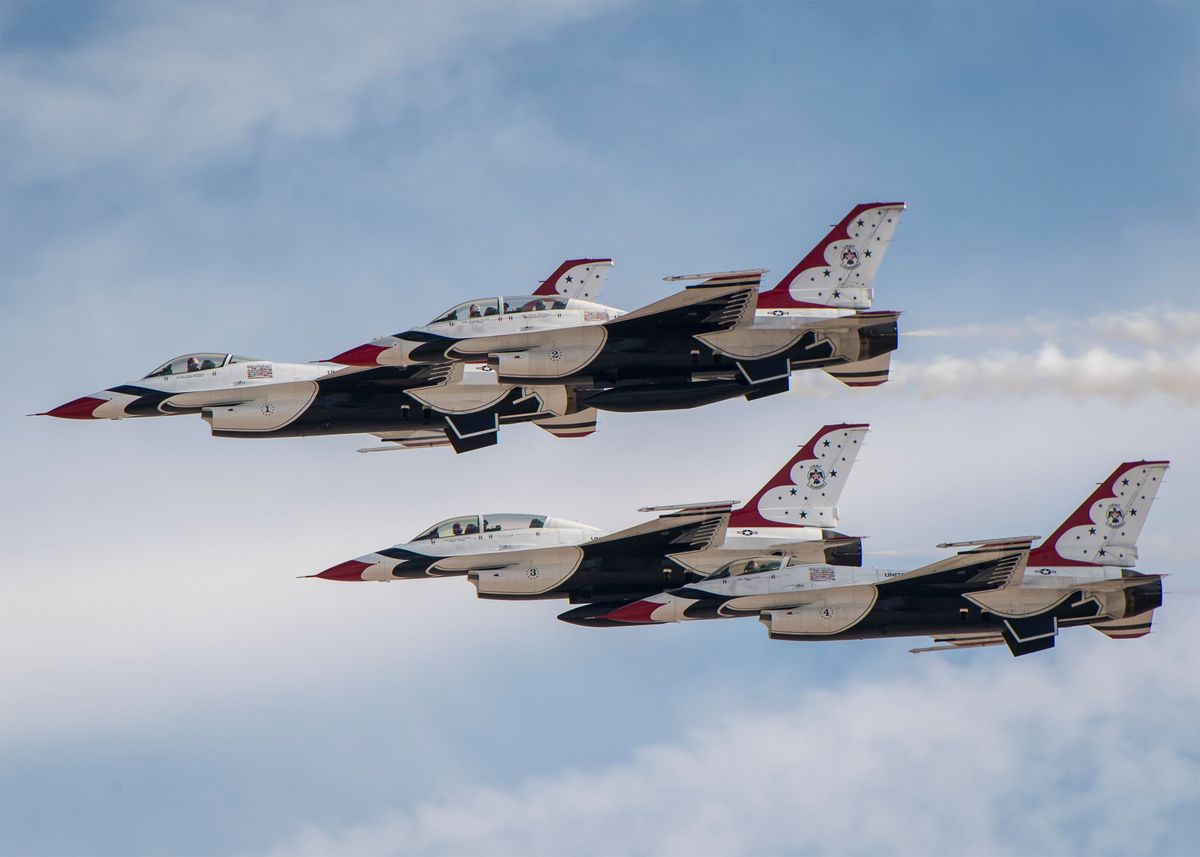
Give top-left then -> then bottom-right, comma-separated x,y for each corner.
410,513 -> 563,541
143,353 -> 261,378
707,556 -> 786,580
429,296 -> 569,324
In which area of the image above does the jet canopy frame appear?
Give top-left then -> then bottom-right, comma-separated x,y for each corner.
409,513 -> 556,541
706,555 -> 787,580
428,295 -> 570,324
142,353 -> 265,378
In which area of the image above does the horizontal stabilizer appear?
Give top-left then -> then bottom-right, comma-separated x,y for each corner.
822,352 -> 892,388
1093,610 -> 1155,640
534,408 -> 598,439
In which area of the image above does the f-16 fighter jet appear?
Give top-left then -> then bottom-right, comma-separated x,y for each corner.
330,203 -> 904,410
37,257 -> 617,453
38,354 -> 592,453
330,257 -> 616,367
310,424 -> 870,591
569,461 -> 1168,657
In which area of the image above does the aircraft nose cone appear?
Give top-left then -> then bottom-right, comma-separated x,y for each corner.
328,343 -> 387,366
310,559 -> 372,581
600,599 -> 663,624
41,396 -> 109,419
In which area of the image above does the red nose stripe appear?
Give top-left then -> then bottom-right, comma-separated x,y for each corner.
601,599 -> 662,624
328,343 -> 387,366
41,396 -> 109,419
313,560 -> 372,581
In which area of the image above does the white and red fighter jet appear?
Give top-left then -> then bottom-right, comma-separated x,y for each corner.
35,354 -> 591,453
330,203 -> 905,408
36,260 -> 615,453
571,461 -> 1169,657
309,424 -> 870,597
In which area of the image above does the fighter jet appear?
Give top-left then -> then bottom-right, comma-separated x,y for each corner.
569,461 -> 1168,657
38,354 -> 593,453
310,424 -> 869,590
330,203 -> 905,410
329,257 -> 617,367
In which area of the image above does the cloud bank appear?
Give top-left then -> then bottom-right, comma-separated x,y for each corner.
275,622 -> 1200,857
0,0 -> 614,176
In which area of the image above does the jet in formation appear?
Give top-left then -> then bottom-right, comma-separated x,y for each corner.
39,203 -> 905,453
570,461 -> 1169,657
313,449 -> 1167,657
309,423 -> 870,595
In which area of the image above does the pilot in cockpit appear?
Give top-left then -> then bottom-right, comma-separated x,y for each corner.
469,303 -> 482,318
186,357 -> 201,373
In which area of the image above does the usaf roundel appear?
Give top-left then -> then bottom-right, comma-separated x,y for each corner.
840,244 -> 861,270
806,465 -> 827,490
1105,504 -> 1126,529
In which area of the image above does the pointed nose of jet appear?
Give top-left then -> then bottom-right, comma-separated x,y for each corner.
40,395 -> 110,419
328,343 -> 388,366
310,559 -> 373,581
599,598 -> 667,624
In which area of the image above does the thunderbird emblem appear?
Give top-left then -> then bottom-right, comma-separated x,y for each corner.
1105,504 -> 1126,529
840,244 -> 861,269
806,465 -> 827,489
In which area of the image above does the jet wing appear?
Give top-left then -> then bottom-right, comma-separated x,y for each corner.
585,506 -> 731,557
872,540 -> 1033,596
605,275 -> 762,336
314,361 -> 461,390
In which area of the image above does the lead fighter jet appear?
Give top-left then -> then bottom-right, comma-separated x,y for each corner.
37,259 -> 612,453
331,202 -> 905,412
309,424 -> 871,600
572,461 -> 1169,657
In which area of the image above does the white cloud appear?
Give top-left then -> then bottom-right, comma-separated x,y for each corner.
0,0 -> 615,176
272,619 -> 1200,857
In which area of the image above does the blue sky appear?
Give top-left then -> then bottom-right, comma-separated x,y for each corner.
1,2 -> 1197,855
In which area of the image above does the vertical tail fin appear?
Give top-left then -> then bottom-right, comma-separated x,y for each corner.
757,202 -> 905,313
1027,461 -> 1169,567
534,258 -> 613,300
728,423 -> 869,529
